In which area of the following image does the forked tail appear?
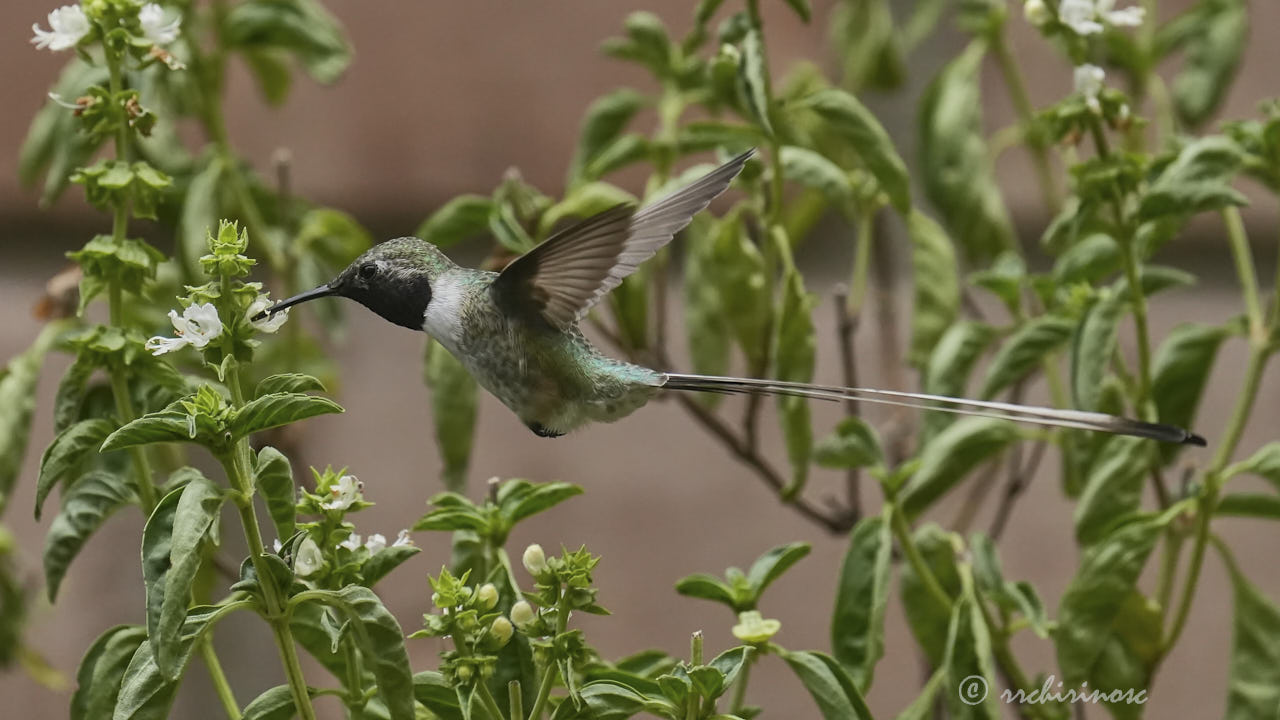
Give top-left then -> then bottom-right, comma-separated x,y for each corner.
660,373 -> 1206,446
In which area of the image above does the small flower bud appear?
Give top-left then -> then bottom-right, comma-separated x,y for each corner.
522,544 -> 547,575
1023,0 -> 1051,27
510,600 -> 536,629
488,616 -> 514,647
477,583 -> 499,610
456,665 -> 473,681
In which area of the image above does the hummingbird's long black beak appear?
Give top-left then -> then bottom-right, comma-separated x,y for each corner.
254,284 -> 336,320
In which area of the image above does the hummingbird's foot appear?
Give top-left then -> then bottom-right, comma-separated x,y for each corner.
527,422 -> 564,438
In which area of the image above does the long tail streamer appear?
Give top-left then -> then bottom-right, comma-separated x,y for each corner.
661,373 -> 1206,446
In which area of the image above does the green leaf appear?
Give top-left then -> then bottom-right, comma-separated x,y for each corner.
71,625 -> 147,720
942,589 -> 1000,719
1052,233 -> 1120,285
499,480 -> 584,525
674,573 -> 738,609
1151,323 -> 1227,464
1139,136 -> 1247,220
969,534 -> 1049,638
255,446 -> 297,542
906,211 -> 959,368
1216,492 -> 1280,520
709,646 -> 752,694
1056,507 -> 1180,685
978,315 -> 1073,400
230,392 -> 343,438
538,181 -> 636,237
780,649 -> 875,720
361,545 -> 421,588
602,12 -> 674,79
1087,591 -> 1162,719
683,216 -> 732,399
828,0 -> 905,92
747,542 -> 811,597
784,0 -> 812,21
150,476 -> 225,679
114,604 -> 244,720
424,340 -> 478,493
18,60 -> 108,205
242,48 -> 293,105
53,353 -> 96,435
241,685 -> 304,720
1171,0 -> 1247,127
800,88 -> 911,213
894,669 -> 945,720
2,326 -> 58,504
584,133 -> 652,178
739,29 -> 773,136
308,586 -> 415,720
919,40 -> 1014,261
780,146 -> 851,201
922,322 -> 997,438
814,417 -> 885,471
35,418 -> 116,519
773,268 -> 816,490
255,373 -> 326,398
832,506 -> 892,690
413,671 -> 463,720
99,407 -> 192,453
1229,443 -> 1280,488
901,418 -> 1018,519
44,470 -> 136,601
415,195 -> 495,249
1222,549 -> 1280,719
709,210 -> 770,368
224,0 -> 352,84
569,89 -> 647,185
899,524 -> 961,665
1070,290 -> 1125,412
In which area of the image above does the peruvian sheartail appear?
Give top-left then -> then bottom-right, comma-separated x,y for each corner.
259,150 -> 1205,446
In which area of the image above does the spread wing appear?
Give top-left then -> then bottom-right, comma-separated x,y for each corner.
490,149 -> 754,328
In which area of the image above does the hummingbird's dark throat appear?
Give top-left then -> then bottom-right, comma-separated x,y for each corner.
255,285 -> 336,320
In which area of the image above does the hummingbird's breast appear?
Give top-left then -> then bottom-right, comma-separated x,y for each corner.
423,271 -> 661,435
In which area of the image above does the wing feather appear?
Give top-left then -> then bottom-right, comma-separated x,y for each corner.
491,149 -> 754,327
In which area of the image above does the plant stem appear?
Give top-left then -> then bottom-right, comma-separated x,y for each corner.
1223,207 -> 1266,341
730,652 -> 754,714
221,362 -> 319,720
344,640 -> 365,720
989,26 -> 1061,214
200,637 -> 242,720
526,591 -> 571,720
1164,344 -> 1270,652
1155,532 -> 1184,617
1117,227 -> 1154,411
475,681 -> 506,720
890,505 -> 951,610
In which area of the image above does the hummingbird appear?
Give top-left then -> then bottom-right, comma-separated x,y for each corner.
260,149 -> 1205,446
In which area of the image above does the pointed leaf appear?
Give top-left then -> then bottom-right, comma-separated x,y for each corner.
413,671 -> 463,720
361,545 -> 421,588
746,542 -> 811,597
568,89 -> 647,185
1151,323 -> 1227,463
801,88 -> 911,212
416,195 -> 496,249
44,469 -> 136,600
906,211 -> 959,368
738,29 -> 773,135
773,268 -> 816,490
1139,136 -> 1247,220
308,586 -> 415,719
922,322 -> 997,438
832,506 -> 892,690
814,417 -> 884,471
1171,0 -> 1247,127
255,446 -> 297,542
1222,550 -> 1280,719
231,392 -> 343,438
901,418 -> 1018,519
71,625 -> 147,720
942,590 -> 1000,719
979,315 -> 1073,400
35,418 -> 116,519
780,649 -> 875,720
241,685 -> 304,720
780,146 -> 852,201
99,407 -> 191,453
255,373 -> 326,398
1071,290 -> 1126,412
674,573 -> 738,609
1074,435 -> 1152,545
503,481 -> 584,525
155,477 -> 225,678
899,524 -> 962,665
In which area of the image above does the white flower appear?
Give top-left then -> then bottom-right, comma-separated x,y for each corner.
1023,0 -> 1051,27
1074,64 -> 1107,113
139,4 -> 181,45
31,5 -> 90,52
294,537 -> 324,577
1058,0 -> 1143,36
522,544 -> 547,575
145,302 -> 223,355
320,475 -> 363,511
272,538 -> 283,553
339,533 -> 362,551
392,529 -> 413,547
247,296 -> 289,333
363,533 -> 387,554
510,600 -> 536,629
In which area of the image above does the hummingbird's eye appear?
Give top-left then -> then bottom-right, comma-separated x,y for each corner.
358,263 -> 378,280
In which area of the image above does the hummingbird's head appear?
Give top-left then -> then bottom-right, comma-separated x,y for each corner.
261,237 -> 446,330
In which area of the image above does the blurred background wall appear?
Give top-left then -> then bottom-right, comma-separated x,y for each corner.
2,1 -> 1278,718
